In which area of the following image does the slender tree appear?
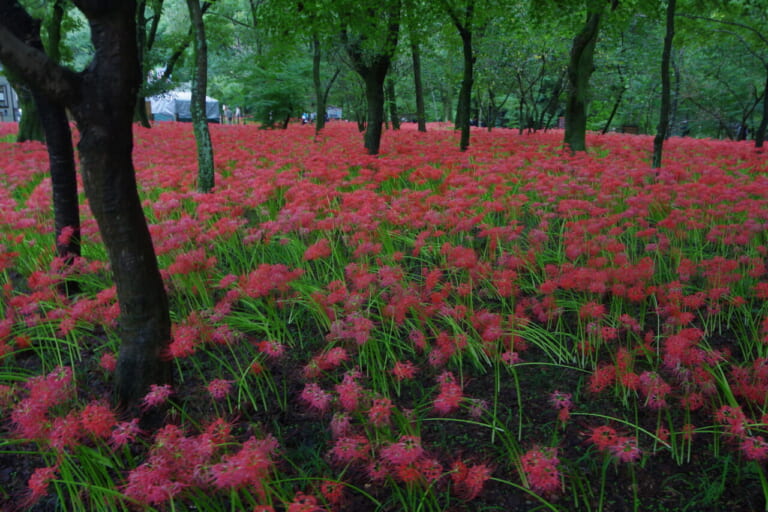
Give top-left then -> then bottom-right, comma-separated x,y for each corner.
0,0 -> 172,414
187,0 -> 215,192
652,0 -> 676,169
439,0 -> 475,151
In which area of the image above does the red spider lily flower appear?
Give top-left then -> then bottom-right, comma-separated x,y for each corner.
368,397 -> 393,427
287,491 -> 324,512
320,480 -> 345,508
99,352 -> 117,372
24,464 -> 59,507
740,436 -> 768,461
330,412 -> 352,439
141,384 -> 173,410
335,373 -> 363,412
451,460 -> 493,500
380,435 -> 424,466
392,360 -> 418,381
111,418 -> 142,448
256,339 -> 286,358
587,425 -> 618,451
80,401 -> 117,439
206,379 -> 234,400
433,371 -> 463,415
520,447 -> 560,495
303,238 -> 332,261
609,436 -> 641,463
301,383 -> 333,413
330,435 -> 371,463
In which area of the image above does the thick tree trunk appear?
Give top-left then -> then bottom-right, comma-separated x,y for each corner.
411,38 -> 426,132
187,0 -> 215,192
1,0 -> 172,413
363,67 -> 388,155
564,9 -> 601,152
386,75 -> 400,130
652,0 -> 675,169
64,3 -> 171,415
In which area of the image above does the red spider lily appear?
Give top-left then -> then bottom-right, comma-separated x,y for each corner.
520,447 -> 560,495
451,460 -> 493,500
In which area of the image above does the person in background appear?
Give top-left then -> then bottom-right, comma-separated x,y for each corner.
235,106 -> 241,125
222,105 -> 229,124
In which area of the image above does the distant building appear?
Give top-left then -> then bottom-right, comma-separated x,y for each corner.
0,65 -> 21,122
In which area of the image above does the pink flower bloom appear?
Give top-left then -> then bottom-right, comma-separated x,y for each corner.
521,447 -> 560,495
451,460 -> 493,500
111,418 -> 142,448
330,435 -> 370,463
300,382 -> 332,413
609,436 -> 641,463
207,379 -> 234,400
141,384 -> 173,410
287,492 -> 324,512
25,464 -> 59,506
80,401 -> 117,439
392,360 -> 418,381
368,397 -> 393,427
256,339 -> 286,358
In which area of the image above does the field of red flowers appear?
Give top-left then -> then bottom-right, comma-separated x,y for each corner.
1,121 -> 768,511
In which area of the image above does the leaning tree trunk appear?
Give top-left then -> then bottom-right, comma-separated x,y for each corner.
564,8 -> 602,152
411,38 -> 426,132
652,0 -> 675,169
187,0 -> 214,192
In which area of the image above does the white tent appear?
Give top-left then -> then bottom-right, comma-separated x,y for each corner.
149,90 -> 220,123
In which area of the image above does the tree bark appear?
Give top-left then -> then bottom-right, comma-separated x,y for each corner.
0,0 -> 172,414
756,70 -> 768,148
564,7 -> 602,152
652,0 -> 675,169
386,75 -> 400,130
312,36 -> 326,133
455,23 -> 474,151
411,38 -> 426,132
186,0 -> 215,192
341,1 -> 400,155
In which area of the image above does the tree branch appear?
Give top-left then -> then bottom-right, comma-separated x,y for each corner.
0,3 -> 80,104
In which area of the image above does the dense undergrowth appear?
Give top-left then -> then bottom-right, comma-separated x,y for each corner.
1,121 -> 768,511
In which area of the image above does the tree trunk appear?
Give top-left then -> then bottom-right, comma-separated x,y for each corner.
564,8 -> 602,152
0,1 -> 174,415
363,67 -> 388,154
187,0 -> 215,193
312,36 -> 326,133
755,70 -> 767,148
652,0 -> 675,169
455,24 -> 474,151
13,79 -> 44,142
411,38 -> 426,132
601,85 -> 625,134
386,75 -> 400,130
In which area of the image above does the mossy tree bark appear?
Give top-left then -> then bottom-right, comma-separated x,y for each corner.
186,0 -> 214,193
564,5 -> 602,152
